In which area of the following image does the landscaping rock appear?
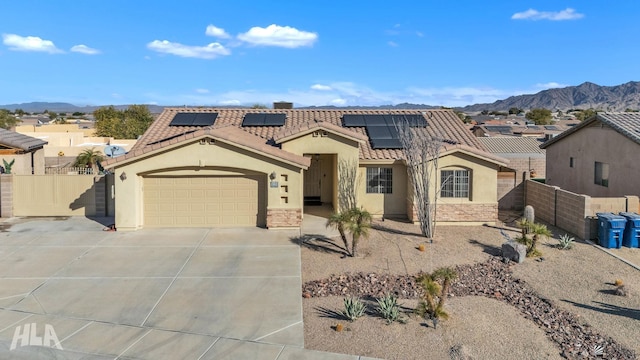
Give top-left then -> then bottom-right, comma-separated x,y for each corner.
501,240 -> 527,263
302,257 -> 637,360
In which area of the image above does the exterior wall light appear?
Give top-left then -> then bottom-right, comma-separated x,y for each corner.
120,172 -> 127,181
269,171 -> 277,180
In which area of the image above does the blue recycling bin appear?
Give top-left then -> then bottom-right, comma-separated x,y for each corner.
596,213 -> 626,249
619,212 -> 640,248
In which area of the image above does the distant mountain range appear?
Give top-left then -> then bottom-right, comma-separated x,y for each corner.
462,81 -> 640,112
0,102 -> 167,114
2,81 -> 640,113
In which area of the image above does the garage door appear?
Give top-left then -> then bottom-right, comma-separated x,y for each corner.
144,176 -> 262,227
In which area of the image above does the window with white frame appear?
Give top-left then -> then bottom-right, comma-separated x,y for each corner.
366,167 -> 392,194
594,161 -> 609,187
441,169 -> 470,198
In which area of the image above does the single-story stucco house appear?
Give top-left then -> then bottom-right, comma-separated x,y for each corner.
103,108 -> 507,231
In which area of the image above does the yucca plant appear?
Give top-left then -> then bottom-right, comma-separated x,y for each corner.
557,234 -> 574,250
416,267 -> 457,323
376,293 -> 404,324
342,296 -> 366,321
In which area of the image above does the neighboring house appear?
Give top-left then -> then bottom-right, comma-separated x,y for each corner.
16,124 -> 136,167
0,128 -> 48,174
541,113 -> 640,197
103,108 -> 507,231
478,137 -> 546,210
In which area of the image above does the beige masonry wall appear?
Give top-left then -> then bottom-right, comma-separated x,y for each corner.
524,180 -> 639,239
113,139 -> 305,231
12,174 -> 114,216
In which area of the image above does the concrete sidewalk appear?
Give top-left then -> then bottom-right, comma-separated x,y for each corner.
0,217 -> 380,359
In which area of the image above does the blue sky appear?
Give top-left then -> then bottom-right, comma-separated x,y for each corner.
1,1 -> 638,107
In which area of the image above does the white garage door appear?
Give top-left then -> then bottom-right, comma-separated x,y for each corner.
144,176 -> 262,227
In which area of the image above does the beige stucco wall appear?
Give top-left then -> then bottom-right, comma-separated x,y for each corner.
15,131 -> 137,158
112,138 -> 305,231
545,123 -> 640,197
0,149 -> 45,175
437,152 -> 499,204
16,124 -> 95,136
280,131 -> 360,212
357,161 -> 408,218
13,174 -> 112,216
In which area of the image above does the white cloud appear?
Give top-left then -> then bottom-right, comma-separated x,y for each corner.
205,25 -> 230,39
219,99 -> 241,105
70,44 -> 100,55
195,88 -> 210,94
311,84 -> 332,91
534,82 -> 567,89
147,40 -> 231,59
512,8 -> 584,21
237,24 -> 317,48
2,33 -> 63,53
145,81 -> 557,108
387,41 -> 399,47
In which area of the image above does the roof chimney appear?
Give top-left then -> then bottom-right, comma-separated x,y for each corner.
273,101 -> 293,109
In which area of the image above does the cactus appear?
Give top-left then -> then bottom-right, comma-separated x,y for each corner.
524,205 -> 535,224
2,159 -> 15,174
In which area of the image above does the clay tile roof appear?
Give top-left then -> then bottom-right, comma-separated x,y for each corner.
478,137 -> 546,155
129,108 -> 490,162
273,119 -> 367,143
103,126 -> 310,168
0,128 -> 48,151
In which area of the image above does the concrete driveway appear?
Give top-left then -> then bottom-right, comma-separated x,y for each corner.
0,217 -> 369,359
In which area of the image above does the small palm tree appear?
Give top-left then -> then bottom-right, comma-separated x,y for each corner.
346,207 -> 372,257
433,267 -> 458,314
529,223 -> 552,256
73,148 -> 105,173
326,211 -> 352,257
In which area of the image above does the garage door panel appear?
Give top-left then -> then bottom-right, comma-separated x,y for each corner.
144,176 -> 262,227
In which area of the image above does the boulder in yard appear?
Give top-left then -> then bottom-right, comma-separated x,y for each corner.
502,240 -> 526,263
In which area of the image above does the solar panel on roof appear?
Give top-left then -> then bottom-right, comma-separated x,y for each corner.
169,113 -> 217,126
370,138 -> 403,149
263,113 -> 286,126
192,113 -> 218,126
342,115 -> 366,127
485,126 -> 512,133
367,125 -> 394,139
364,115 -> 387,126
544,125 -> 559,130
242,113 -> 286,126
169,113 -> 196,126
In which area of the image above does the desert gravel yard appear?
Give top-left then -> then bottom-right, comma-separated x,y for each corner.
299,219 -> 640,360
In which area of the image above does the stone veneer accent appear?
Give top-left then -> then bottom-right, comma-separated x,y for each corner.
437,203 -> 498,223
0,175 -> 13,218
267,208 -> 302,228
407,202 -> 498,224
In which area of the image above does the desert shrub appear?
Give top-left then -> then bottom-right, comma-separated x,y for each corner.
342,296 -> 366,321
557,234 -> 574,250
376,293 -> 406,324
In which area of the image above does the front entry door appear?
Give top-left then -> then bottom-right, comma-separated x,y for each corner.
304,157 -> 322,197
